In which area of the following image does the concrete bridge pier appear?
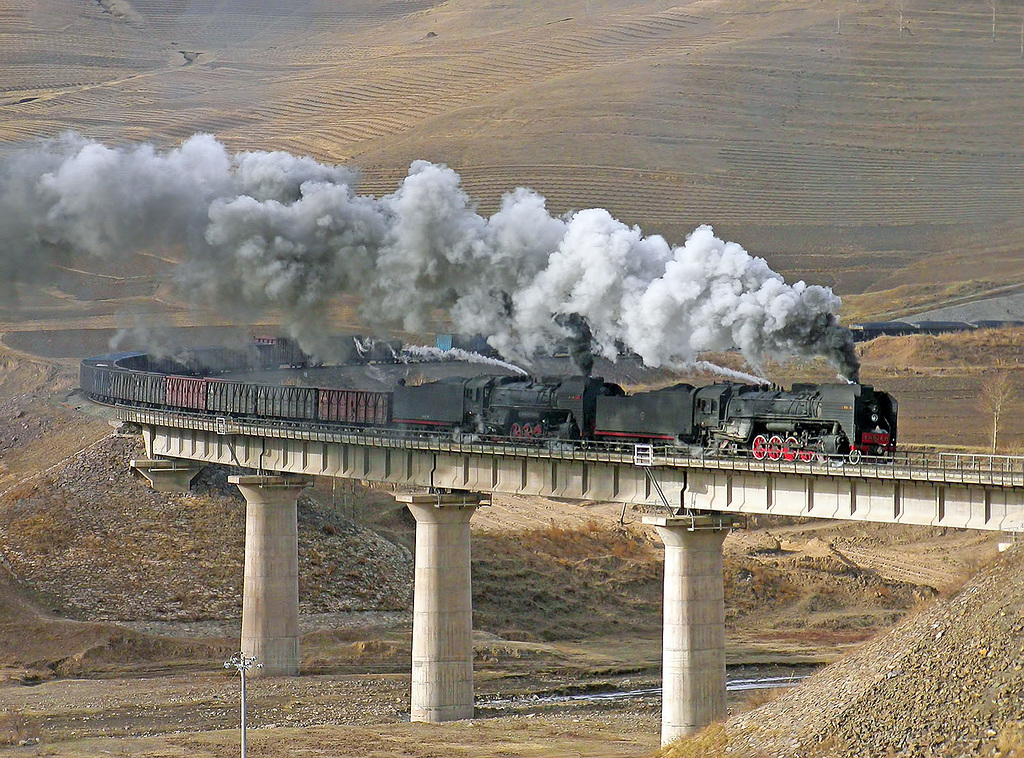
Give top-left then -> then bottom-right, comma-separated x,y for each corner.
396,492 -> 486,723
644,514 -> 740,746
130,458 -> 204,492
230,474 -> 311,677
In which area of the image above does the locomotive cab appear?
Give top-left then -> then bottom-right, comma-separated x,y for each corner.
817,383 -> 898,457
554,377 -> 625,438
693,384 -> 733,439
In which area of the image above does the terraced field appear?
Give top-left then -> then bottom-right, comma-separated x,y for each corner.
225,5 -> 733,160
3,0 -> 1024,306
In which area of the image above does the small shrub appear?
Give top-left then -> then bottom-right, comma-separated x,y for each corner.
657,723 -> 731,758
996,727 -> 1024,757
0,709 -> 40,747
0,478 -> 41,503
8,510 -> 77,552
740,686 -> 784,711
517,520 -> 652,563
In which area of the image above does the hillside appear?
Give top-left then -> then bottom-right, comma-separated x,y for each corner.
0,436 -> 412,625
3,0 -> 1024,328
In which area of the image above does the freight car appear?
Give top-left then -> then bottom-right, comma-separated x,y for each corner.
434,333 -> 501,358
81,351 -> 897,461
253,334 -> 402,369
253,336 -> 311,369
82,351 -> 392,428
848,319 -> 1024,342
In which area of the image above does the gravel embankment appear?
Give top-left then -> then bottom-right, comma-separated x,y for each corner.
725,544 -> 1024,757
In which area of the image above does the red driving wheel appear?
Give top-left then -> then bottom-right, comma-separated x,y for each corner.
752,434 -> 769,460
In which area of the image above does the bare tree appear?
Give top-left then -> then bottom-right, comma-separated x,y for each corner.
978,372 -> 1017,454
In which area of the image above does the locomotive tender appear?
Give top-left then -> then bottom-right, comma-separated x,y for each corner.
81,339 -> 897,461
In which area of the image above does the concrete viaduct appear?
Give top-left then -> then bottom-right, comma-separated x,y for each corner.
121,407 -> 1024,746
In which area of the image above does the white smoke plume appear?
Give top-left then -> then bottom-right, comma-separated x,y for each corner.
401,345 -> 529,376
0,132 -> 860,381
693,361 -> 769,385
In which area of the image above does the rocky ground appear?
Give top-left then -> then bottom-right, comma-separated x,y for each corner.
706,542 -> 1024,758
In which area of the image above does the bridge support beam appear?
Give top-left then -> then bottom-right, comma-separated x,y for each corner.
644,514 -> 740,746
396,492 -> 486,723
230,474 -> 311,677
130,458 -> 204,493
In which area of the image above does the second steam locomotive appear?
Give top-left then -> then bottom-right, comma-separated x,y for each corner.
81,338 -> 897,461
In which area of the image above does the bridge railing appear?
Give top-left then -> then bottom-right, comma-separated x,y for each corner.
651,447 -> 1024,488
117,407 -> 1024,489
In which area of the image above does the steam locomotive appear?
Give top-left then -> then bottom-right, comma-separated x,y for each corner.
593,379 -> 896,460
81,342 -> 897,461
394,375 -> 896,460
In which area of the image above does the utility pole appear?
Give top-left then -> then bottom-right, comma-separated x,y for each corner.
225,652 -> 262,758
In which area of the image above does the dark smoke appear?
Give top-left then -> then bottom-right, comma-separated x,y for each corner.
555,313 -> 596,376
0,132 -> 861,381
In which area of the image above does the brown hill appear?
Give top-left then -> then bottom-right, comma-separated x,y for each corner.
4,0 -> 1024,752
4,0 -> 1024,324
859,328 -> 1024,371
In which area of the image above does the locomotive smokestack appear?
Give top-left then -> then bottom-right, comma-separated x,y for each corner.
827,316 -> 861,383
555,313 -> 595,376
1,133 -> 858,380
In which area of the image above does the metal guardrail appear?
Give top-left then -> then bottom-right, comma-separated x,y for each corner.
117,406 -> 1024,489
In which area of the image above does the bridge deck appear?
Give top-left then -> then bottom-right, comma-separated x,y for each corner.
117,407 -> 1024,533
119,407 -> 1024,490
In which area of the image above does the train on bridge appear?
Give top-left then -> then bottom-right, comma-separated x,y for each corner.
80,337 -> 897,462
